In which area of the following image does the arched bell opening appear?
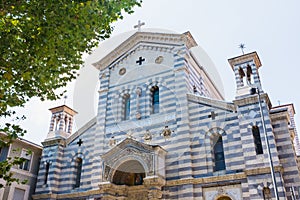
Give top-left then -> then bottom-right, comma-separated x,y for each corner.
112,160 -> 146,186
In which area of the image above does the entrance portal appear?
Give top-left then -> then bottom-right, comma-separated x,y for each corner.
112,160 -> 145,186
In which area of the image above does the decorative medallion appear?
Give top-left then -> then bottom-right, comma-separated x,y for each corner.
119,68 -> 126,75
155,56 -> 164,64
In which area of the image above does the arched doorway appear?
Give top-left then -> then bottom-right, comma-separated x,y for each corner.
216,196 -> 232,200
112,160 -> 145,186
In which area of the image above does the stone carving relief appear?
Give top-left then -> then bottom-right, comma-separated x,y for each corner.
227,188 -> 242,200
155,56 -> 164,64
161,126 -> 172,138
102,138 -> 161,182
104,165 -> 111,180
218,187 -> 225,195
143,130 -> 152,142
203,184 -> 242,200
109,136 -> 116,147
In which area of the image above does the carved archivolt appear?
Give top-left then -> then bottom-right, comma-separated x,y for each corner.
105,148 -> 153,182
203,184 -> 242,200
102,138 -> 165,182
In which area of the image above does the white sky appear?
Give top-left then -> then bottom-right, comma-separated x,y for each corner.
8,0 -> 300,145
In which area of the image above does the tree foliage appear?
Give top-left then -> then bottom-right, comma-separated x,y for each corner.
0,134 -> 29,188
0,0 -> 141,187
0,0 -> 141,114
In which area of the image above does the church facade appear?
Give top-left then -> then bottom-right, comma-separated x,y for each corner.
33,29 -> 300,200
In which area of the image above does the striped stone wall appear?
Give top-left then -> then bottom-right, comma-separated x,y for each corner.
270,108 -> 300,199
33,33 -> 300,200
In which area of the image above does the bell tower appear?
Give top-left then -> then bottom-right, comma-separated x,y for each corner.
228,51 -> 262,98
46,105 -> 77,141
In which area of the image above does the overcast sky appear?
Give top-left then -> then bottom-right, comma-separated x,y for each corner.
10,0 -> 300,145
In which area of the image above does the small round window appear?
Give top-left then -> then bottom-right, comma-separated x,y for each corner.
119,68 -> 126,75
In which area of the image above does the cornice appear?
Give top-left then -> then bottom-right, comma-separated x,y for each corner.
228,51 -> 262,71
49,105 -> 78,116
42,137 -> 66,147
166,165 -> 283,187
269,108 -> 290,122
233,93 -> 272,109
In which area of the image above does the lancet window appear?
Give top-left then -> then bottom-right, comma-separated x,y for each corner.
246,64 -> 253,84
213,135 -> 226,171
44,162 -> 50,185
151,86 -> 159,114
238,67 -> 245,86
74,158 -> 82,188
122,94 -> 131,120
252,126 -> 263,155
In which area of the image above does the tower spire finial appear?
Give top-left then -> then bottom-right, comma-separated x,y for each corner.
239,43 -> 246,55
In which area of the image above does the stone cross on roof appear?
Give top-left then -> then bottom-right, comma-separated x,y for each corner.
134,20 -> 145,32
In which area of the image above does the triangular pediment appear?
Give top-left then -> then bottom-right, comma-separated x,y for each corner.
93,31 -> 197,71
102,137 -> 165,161
101,138 -> 167,183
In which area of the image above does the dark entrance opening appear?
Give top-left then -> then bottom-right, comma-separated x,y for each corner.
112,160 -> 145,186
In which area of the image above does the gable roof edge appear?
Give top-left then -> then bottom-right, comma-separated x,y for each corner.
93,31 -> 198,71
187,93 -> 235,112
66,117 -> 97,145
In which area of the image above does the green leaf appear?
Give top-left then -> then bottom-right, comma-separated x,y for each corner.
0,0 -> 142,187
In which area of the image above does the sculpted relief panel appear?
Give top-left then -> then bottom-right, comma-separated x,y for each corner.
102,138 -> 164,182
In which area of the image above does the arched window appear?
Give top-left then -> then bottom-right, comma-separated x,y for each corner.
54,116 -> 59,131
213,135 -> 225,171
252,126 -> 263,155
74,158 -> 82,188
123,94 -> 130,120
64,116 -> 69,132
238,67 -> 245,86
246,64 -> 253,83
44,162 -> 50,185
151,86 -> 159,114
263,187 -> 272,200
